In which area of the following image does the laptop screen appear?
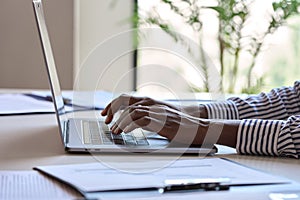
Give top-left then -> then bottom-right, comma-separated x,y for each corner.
33,0 -> 67,141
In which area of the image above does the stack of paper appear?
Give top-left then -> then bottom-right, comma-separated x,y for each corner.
0,171 -> 81,199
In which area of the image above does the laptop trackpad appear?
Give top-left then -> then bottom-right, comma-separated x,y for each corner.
145,132 -> 170,146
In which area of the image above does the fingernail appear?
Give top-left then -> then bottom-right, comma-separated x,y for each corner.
105,117 -> 111,124
113,127 -> 119,134
123,126 -> 129,133
110,124 -> 115,132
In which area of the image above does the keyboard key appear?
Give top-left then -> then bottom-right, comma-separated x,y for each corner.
131,129 -> 145,138
81,120 -> 149,146
112,134 -> 123,140
113,139 -> 124,145
82,121 -> 91,144
123,134 -> 135,141
136,139 -> 149,146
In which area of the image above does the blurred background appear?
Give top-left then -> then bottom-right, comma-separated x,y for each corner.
1,0 -> 299,96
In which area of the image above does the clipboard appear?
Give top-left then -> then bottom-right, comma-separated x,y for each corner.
34,158 -> 290,199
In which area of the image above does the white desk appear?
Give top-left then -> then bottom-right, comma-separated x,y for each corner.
1,113 -> 300,199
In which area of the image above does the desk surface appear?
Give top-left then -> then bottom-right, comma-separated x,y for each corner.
1,112 -> 300,199
1,112 -> 300,179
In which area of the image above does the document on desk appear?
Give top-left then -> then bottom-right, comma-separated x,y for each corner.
34,158 -> 289,193
0,91 -> 112,115
0,93 -> 55,115
31,90 -> 113,110
0,170 -> 82,199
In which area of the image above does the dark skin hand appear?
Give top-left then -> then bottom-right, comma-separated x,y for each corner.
101,94 -> 239,148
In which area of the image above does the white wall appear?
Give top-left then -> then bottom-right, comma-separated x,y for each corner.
0,0 -> 134,91
0,0 -> 73,89
74,0 -> 134,92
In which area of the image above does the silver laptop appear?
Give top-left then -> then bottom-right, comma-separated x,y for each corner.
32,0 -> 216,155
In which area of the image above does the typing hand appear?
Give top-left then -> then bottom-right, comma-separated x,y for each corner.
108,104 -> 209,145
101,94 -> 179,124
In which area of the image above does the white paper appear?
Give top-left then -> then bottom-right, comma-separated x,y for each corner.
0,171 -> 81,200
35,158 -> 289,193
32,90 -> 113,109
63,90 -> 113,109
0,91 -> 113,115
0,94 -> 54,115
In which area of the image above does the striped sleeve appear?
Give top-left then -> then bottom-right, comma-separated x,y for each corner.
203,81 -> 300,158
229,81 -> 300,120
236,115 -> 300,158
236,119 -> 283,156
277,115 -> 300,158
204,100 -> 239,119
204,81 -> 300,120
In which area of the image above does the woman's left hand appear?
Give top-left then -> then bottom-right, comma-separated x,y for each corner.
110,104 -> 210,145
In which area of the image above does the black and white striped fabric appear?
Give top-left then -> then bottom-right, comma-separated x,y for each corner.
204,81 -> 300,158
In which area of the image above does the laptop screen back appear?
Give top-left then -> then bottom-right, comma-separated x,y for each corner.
33,0 -> 67,142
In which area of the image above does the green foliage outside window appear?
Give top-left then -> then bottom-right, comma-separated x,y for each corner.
136,0 -> 300,94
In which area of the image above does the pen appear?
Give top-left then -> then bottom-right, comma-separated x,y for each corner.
25,93 -> 72,105
24,93 -> 102,111
160,178 -> 231,193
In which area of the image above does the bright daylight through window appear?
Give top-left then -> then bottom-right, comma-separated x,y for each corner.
136,0 -> 300,98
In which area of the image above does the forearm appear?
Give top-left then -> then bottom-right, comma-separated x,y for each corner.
194,118 -> 239,148
216,120 -> 239,148
181,105 -> 208,119
181,105 -> 239,148
160,102 -> 208,119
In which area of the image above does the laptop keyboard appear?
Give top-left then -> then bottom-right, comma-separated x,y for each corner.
82,120 -> 149,146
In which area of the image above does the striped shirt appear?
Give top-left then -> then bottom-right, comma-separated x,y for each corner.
204,81 -> 300,158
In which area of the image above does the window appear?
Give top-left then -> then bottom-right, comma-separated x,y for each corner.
74,0 -> 135,92
136,0 -> 300,96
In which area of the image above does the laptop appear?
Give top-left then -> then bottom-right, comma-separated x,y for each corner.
32,0 -> 217,155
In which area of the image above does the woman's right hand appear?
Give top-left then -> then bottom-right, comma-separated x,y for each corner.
101,94 -> 180,124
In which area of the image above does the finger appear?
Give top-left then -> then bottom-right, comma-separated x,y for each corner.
113,106 -> 169,136
122,117 -> 167,136
101,103 -> 110,116
102,94 -> 133,124
122,117 -> 179,142
102,95 -> 156,117
110,123 -> 118,131
111,106 -> 149,133
102,104 -> 113,124
123,106 -> 177,140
